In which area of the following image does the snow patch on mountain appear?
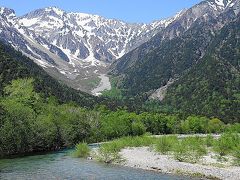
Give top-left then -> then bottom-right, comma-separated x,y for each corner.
1,0 -> 237,94
207,0 -> 236,10
91,74 -> 111,96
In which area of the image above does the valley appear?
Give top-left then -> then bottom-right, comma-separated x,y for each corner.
92,74 -> 112,96
0,0 -> 239,179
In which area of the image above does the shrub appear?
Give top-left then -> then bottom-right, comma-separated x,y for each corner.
208,118 -> 224,133
97,142 -> 122,163
173,137 -> 207,163
181,116 -> 209,134
205,135 -> 214,147
74,143 -> 90,158
155,136 -> 177,154
213,133 -> 239,157
233,145 -> 240,166
173,140 -> 189,162
131,121 -> 146,136
225,123 -> 240,133
187,137 -> 207,161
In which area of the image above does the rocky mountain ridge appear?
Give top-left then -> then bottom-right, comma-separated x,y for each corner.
0,0 -> 239,95
0,6 -> 183,93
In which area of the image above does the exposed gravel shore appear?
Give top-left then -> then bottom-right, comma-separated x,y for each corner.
118,147 -> 240,180
91,74 -> 111,96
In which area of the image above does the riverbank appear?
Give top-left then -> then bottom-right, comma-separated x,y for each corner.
91,134 -> 240,180
118,147 -> 240,180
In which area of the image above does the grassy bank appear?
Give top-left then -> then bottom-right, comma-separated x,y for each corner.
92,133 -> 240,165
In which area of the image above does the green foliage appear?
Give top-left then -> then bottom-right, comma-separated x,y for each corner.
0,77 -> 238,158
181,116 -> 209,134
155,136 -> 177,154
97,143 -> 122,163
213,133 -> 240,157
0,78 -> 101,157
233,145 -> 240,166
74,143 -> 90,158
225,123 -> 240,133
205,135 -> 214,147
102,77 -> 124,100
173,137 -> 207,163
172,141 -> 189,162
100,111 -> 147,140
131,121 -> 146,136
110,15 -> 240,123
208,118 -> 224,133
99,136 -> 156,154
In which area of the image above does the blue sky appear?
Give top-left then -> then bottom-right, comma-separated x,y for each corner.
0,0 -> 202,23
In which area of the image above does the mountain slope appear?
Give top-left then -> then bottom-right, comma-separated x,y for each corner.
0,41 -> 100,108
112,1 -> 238,96
110,0 -> 238,76
163,15 -> 240,123
107,0 -> 239,122
0,7 -> 179,93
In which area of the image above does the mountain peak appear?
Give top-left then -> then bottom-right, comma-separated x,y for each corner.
0,7 -> 15,18
21,6 -> 66,19
207,0 -> 236,10
44,6 -> 65,16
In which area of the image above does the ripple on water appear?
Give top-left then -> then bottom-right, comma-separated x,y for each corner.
0,149 -> 194,180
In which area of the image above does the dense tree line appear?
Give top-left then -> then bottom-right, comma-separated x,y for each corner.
1,78 -> 239,158
0,41 -> 126,110
163,17 -> 240,123
108,15 -> 240,123
0,18 -> 239,158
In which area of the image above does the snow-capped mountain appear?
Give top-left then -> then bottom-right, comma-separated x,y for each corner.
207,0 -> 237,10
110,0 -> 239,75
16,7 -> 174,62
0,0 -> 238,94
0,6 -> 183,93
109,0 -> 239,99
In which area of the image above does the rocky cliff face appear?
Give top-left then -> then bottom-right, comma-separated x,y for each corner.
110,0 -> 239,76
0,6 -> 180,92
0,0 -> 238,94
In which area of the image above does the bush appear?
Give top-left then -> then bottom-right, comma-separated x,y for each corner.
226,123 -> 240,133
131,121 -> 146,136
155,136 -> 177,154
97,142 -> 122,163
208,118 -> 224,133
213,133 -> 239,157
233,145 -> 240,166
173,140 -> 189,162
74,143 -> 90,158
173,137 -> 207,163
181,116 -> 209,134
205,135 -> 214,147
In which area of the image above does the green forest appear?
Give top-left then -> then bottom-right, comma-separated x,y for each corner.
107,14 -> 240,123
0,78 -> 239,157
0,16 -> 239,158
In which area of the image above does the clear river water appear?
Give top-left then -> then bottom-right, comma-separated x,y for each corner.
0,148 -> 195,180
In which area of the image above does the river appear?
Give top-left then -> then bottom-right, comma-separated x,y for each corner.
0,148 -> 194,180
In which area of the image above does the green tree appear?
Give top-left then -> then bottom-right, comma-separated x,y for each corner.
208,118 -> 224,133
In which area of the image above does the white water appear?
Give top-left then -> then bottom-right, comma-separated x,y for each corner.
91,74 -> 111,96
